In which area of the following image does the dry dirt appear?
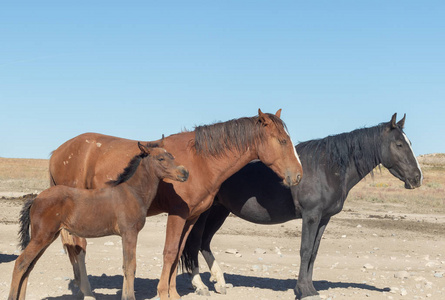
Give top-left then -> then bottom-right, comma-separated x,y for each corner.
0,156 -> 444,300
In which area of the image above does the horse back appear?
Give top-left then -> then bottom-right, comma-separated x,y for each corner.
50,132 -> 141,189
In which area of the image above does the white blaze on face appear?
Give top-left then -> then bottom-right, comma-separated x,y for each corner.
284,127 -> 302,165
403,132 -> 423,182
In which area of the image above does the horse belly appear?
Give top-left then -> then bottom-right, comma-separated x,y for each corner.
216,160 -> 298,225
63,216 -> 116,238
224,195 -> 297,225
61,190 -> 118,237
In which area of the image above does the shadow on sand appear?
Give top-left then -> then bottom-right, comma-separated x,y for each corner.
200,272 -> 390,295
0,253 -> 18,264
42,271 -> 390,299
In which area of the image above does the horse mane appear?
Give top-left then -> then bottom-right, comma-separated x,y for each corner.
107,151 -> 149,186
193,113 -> 288,157
295,121 -> 393,177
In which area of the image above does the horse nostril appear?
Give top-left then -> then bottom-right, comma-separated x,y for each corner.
182,169 -> 189,180
286,175 -> 291,184
415,174 -> 422,184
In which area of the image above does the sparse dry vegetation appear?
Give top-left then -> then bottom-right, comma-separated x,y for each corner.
0,157 -> 49,194
347,154 -> 445,214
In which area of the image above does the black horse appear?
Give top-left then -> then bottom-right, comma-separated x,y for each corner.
181,114 -> 422,300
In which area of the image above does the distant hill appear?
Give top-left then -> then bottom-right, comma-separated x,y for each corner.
0,154 -> 444,196
417,153 -> 445,168
0,157 -> 49,196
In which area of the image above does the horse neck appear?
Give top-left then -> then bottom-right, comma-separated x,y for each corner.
342,128 -> 383,192
165,131 -> 258,189
203,148 -> 258,187
119,159 -> 160,209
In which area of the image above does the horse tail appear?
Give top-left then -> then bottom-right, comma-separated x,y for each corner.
49,170 -> 57,187
49,151 -> 57,187
180,238 -> 195,274
180,208 -> 214,274
19,198 -> 34,250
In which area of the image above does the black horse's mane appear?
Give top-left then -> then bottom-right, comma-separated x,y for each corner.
107,150 -> 150,187
193,113 -> 288,157
296,121 -> 396,177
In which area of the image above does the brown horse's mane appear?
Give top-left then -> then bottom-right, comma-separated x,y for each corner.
107,151 -> 149,187
193,113 -> 288,157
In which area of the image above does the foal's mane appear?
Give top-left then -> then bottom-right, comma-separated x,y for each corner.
193,113 -> 288,157
107,141 -> 161,186
296,121 -> 395,177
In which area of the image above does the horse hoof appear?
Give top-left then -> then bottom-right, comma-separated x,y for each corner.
301,295 -> 322,300
83,297 -> 96,300
196,288 -> 211,296
214,284 -> 227,295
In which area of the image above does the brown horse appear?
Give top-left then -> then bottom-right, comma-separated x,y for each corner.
49,109 -> 303,300
9,142 -> 189,300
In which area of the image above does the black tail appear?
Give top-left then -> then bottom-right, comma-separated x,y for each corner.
180,238 -> 195,274
180,208 -> 214,274
19,198 -> 34,250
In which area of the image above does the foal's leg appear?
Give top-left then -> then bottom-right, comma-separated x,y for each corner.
17,242 -> 51,300
199,204 -> 230,294
121,231 -> 138,300
9,235 -> 56,299
295,210 -> 323,300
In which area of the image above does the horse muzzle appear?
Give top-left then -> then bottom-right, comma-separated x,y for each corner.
283,172 -> 302,187
177,166 -> 189,182
404,174 -> 422,189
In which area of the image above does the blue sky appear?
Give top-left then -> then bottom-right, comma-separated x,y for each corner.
1,1 -> 444,159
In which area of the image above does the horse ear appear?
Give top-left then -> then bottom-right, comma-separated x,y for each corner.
390,113 -> 397,129
138,142 -> 151,156
159,134 -> 165,148
258,108 -> 271,126
397,114 -> 406,129
275,109 -> 282,118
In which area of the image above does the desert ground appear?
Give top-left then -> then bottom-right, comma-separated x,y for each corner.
0,154 -> 444,300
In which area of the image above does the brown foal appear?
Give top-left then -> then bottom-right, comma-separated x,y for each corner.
8,142 -> 188,300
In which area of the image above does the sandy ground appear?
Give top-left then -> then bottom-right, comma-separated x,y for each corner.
1,194 -> 444,300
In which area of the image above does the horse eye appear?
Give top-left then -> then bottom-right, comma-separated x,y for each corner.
396,143 -> 403,148
279,139 -> 287,145
158,157 -> 165,161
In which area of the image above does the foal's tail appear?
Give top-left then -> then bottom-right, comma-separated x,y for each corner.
19,198 -> 34,250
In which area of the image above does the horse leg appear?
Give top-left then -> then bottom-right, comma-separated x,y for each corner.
17,242 -> 51,300
9,234 -> 56,299
200,204 -> 230,294
61,230 -> 95,299
306,218 -> 330,294
182,210 -> 211,296
295,211 -> 323,300
167,217 -> 199,300
121,232 -> 138,300
157,214 -> 187,300
9,246 -> 36,299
